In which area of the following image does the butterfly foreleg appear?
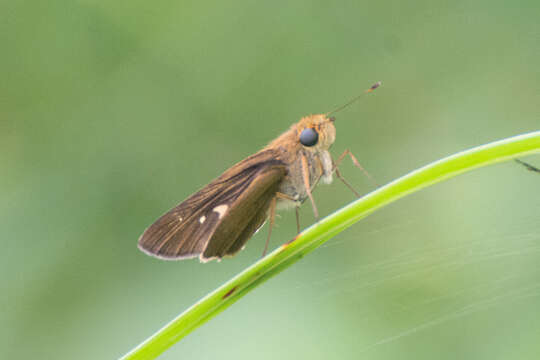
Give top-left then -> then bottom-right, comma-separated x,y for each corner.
331,149 -> 378,197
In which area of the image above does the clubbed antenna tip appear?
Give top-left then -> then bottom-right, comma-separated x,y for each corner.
327,81 -> 382,115
366,81 -> 381,93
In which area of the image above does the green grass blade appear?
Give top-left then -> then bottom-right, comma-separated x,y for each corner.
120,131 -> 540,360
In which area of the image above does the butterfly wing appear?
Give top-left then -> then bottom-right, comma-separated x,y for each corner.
138,149 -> 287,261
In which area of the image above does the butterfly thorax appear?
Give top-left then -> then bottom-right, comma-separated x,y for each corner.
276,148 -> 333,210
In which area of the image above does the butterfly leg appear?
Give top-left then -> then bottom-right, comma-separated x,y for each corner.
262,196 -> 277,257
301,153 -> 319,219
275,192 -> 302,234
331,149 -> 379,198
334,167 -> 361,197
515,159 -> 540,173
333,149 -> 377,185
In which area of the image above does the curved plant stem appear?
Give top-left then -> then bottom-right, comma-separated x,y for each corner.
120,131 -> 540,360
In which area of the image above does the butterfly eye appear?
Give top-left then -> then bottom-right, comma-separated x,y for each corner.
299,128 -> 319,147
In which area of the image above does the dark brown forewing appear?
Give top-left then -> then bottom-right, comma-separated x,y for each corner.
201,164 -> 282,261
138,149 -> 286,260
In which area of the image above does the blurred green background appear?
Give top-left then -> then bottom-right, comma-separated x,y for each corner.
1,1 -> 539,359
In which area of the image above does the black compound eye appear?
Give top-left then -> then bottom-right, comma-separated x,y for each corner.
300,128 -> 319,147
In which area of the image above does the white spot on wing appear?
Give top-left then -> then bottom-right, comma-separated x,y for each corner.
199,215 -> 206,224
213,204 -> 229,219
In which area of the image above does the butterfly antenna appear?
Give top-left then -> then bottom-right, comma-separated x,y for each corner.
327,81 -> 381,116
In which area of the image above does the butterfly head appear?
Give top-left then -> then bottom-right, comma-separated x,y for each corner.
296,114 -> 336,151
